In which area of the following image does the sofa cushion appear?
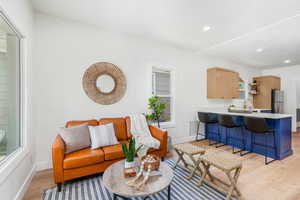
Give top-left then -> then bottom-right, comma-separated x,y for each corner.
66,120 -> 98,128
63,148 -> 104,169
99,118 -> 128,141
59,124 -> 91,154
88,123 -> 119,149
102,144 -> 125,161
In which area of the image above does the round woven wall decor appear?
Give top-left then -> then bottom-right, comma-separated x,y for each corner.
82,62 -> 127,105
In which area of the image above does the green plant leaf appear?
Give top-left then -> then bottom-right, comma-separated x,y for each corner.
146,96 -> 167,122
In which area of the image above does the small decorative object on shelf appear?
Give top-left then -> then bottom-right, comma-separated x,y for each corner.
249,80 -> 258,95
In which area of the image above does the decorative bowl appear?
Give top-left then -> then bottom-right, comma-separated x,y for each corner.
141,154 -> 160,171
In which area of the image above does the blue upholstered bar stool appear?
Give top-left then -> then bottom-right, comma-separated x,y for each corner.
244,117 -> 277,165
217,114 -> 244,153
196,112 -> 219,145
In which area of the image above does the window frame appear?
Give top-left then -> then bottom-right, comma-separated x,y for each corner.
0,7 -> 27,184
150,66 -> 175,128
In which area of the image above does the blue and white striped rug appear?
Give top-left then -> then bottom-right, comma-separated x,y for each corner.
43,160 -> 236,200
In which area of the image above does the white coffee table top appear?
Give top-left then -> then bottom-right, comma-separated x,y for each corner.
103,159 -> 173,198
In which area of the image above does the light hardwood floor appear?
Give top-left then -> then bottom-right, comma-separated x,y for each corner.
23,132 -> 300,200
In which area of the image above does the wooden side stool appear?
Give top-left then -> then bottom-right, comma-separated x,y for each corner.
199,150 -> 242,200
173,142 -> 205,179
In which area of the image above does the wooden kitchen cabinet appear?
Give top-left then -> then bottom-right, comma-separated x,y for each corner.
253,75 -> 281,109
207,67 -> 239,99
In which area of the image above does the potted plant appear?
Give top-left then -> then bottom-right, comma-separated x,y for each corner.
145,96 -> 166,128
122,138 -> 142,168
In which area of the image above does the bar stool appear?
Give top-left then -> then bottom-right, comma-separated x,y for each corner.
196,112 -> 218,145
244,117 -> 277,165
217,114 -> 244,153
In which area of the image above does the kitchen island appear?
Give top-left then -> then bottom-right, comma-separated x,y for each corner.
198,108 -> 293,160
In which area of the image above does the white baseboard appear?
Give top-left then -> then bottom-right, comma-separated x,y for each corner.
14,164 -> 36,200
36,160 -> 52,171
172,136 -> 195,145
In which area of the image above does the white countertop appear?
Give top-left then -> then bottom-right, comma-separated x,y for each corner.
253,108 -> 271,111
198,108 -> 292,119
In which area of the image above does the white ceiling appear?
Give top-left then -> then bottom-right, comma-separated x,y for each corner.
31,0 -> 300,69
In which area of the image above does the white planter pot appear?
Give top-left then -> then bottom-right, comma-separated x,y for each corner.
124,160 -> 136,169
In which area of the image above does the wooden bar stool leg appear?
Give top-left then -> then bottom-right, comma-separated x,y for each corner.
174,149 -> 188,169
187,154 -> 203,179
206,164 -> 214,182
233,167 -> 242,197
225,174 -> 235,200
198,162 -> 208,185
225,167 -> 242,200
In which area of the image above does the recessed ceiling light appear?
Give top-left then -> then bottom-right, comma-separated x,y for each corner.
202,26 -> 211,32
284,59 -> 291,64
256,48 -> 263,53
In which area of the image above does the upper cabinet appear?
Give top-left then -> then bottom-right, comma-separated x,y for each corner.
252,75 -> 281,109
207,67 -> 239,99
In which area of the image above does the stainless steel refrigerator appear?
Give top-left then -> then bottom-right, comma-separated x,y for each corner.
271,89 -> 284,113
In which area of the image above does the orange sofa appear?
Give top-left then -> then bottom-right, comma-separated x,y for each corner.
52,117 -> 168,191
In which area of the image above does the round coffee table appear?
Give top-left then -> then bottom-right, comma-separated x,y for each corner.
103,160 -> 173,200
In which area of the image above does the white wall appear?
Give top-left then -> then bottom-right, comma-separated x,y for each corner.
34,13 -> 261,170
0,0 -> 34,200
262,65 -> 300,132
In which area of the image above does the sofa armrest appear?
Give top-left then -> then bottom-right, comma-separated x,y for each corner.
52,135 -> 65,183
149,125 -> 168,156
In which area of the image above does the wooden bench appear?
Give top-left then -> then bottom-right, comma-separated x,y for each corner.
173,142 -> 205,179
198,149 -> 242,200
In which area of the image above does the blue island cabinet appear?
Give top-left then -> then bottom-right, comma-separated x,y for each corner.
205,116 -> 293,160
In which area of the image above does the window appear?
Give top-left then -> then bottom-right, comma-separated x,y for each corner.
0,13 -> 22,163
152,68 -> 173,123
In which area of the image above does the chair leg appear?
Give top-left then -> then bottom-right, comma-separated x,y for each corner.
209,139 -> 218,146
216,126 -> 225,148
240,127 -> 250,156
265,156 -> 276,165
195,121 -> 200,141
173,149 -> 188,169
265,131 -> 277,165
57,183 -> 62,192
231,127 -> 242,154
195,121 -> 207,142
233,147 -> 242,154
207,124 -> 218,146
273,130 -> 277,160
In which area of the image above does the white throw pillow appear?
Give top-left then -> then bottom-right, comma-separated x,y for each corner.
88,123 -> 119,149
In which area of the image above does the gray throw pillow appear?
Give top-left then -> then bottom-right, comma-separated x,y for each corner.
59,124 -> 91,154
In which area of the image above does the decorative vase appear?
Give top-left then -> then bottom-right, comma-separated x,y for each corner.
124,160 -> 136,169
